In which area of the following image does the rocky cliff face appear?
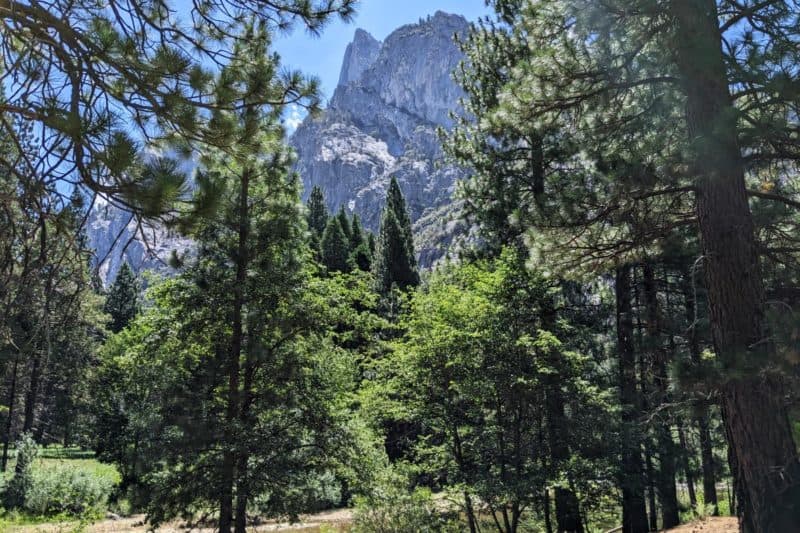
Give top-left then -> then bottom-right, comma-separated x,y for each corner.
291,11 -> 469,266
85,195 -> 191,285
88,11 -> 469,283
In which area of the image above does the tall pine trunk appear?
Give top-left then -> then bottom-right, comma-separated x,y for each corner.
644,442 -> 658,531
219,167 -> 251,533
671,2 -> 800,530
543,300 -> 583,533
642,264 -> 679,529
616,265 -> 649,533
234,326 -> 258,533
682,265 -> 719,515
683,274 -> 720,516
697,413 -> 718,515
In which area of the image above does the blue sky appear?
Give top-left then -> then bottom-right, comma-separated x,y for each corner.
274,0 -> 492,130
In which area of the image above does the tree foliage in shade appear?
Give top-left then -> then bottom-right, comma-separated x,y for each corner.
102,263 -> 139,334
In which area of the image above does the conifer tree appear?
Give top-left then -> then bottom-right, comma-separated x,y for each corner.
0,0 -> 355,218
321,217 -> 351,273
128,24 -> 355,533
103,263 -> 139,334
385,178 -> 416,269
306,185 -> 329,237
336,206 -> 352,242
349,213 -> 365,251
447,3 -> 800,531
347,214 -> 372,271
372,185 -> 419,295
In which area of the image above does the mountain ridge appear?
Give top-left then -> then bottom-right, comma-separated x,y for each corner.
291,11 -> 469,266
87,11 -> 470,282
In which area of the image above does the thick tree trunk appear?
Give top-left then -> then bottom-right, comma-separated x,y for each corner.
543,488 -> 553,533
554,487 -> 583,533
234,453 -> 248,533
671,2 -> 800,531
234,339 -> 257,533
642,264 -> 680,529
219,167 -> 251,533
615,266 -> 649,533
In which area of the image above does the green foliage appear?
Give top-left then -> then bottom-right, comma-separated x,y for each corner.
337,206 -> 353,242
4,434 -> 38,509
0,0 -> 356,216
350,241 -> 374,272
322,217 -> 352,273
384,249 -> 616,528
372,179 -> 419,295
90,279 -> 190,492
307,185 -> 329,237
102,263 -> 139,333
23,461 -> 119,517
347,215 -> 373,272
352,470 -> 460,533
2,441 -> 118,519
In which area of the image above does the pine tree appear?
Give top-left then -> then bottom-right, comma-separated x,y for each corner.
131,24 -> 354,533
385,177 -> 416,270
0,0 -> 355,216
321,217 -> 351,273
447,3 -> 800,530
373,208 -> 419,295
306,185 -> 329,237
336,206 -> 352,243
347,214 -> 372,271
349,213 -> 365,251
103,263 -> 139,334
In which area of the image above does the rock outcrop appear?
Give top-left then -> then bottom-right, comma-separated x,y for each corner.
88,11 -> 470,283
291,11 -> 470,266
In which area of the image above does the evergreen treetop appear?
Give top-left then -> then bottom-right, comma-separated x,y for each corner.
321,217 -> 351,273
336,206 -> 352,241
103,263 -> 140,334
306,185 -> 329,237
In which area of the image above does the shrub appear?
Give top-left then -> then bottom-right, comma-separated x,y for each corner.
3,433 -> 38,509
351,485 -> 460,533
24,461 -> 118,517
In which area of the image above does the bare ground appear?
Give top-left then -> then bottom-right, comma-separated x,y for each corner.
6,508 -> 353,533
8,512 -> 740,533
662,517 -> 739,533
